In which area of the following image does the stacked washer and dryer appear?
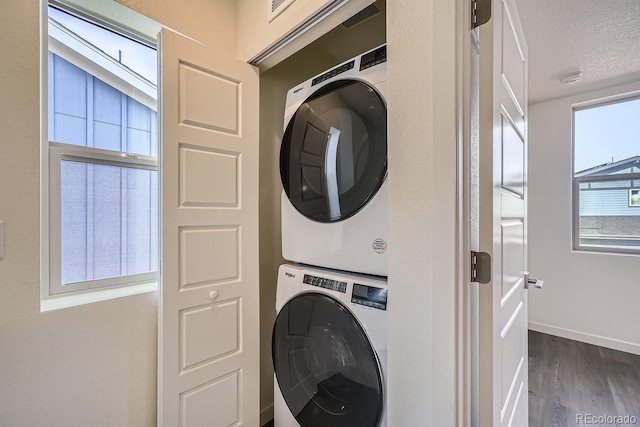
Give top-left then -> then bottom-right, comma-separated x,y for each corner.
272,45 -> 389,427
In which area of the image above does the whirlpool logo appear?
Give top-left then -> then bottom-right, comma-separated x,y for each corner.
285,272 -> 296,279
293,86 -> 304,94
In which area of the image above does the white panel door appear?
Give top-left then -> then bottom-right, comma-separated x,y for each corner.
158,28 -> 260,427
478,0 -> 529,426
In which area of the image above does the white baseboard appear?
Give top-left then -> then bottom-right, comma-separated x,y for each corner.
529,321 -> 640,355
261,404 -> 274,426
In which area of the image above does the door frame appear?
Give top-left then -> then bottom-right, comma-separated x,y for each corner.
456,0 -> 478,425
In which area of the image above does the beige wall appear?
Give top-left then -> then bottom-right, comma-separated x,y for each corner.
116,0 -> 236,53
528,81 -> 640,354
236,0 -> 377,68
387,0 -> 458,425
237,0 -> 328,61
258,13 -> 385,422
0,1 -> 235,426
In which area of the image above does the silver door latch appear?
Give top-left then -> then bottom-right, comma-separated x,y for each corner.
523,272 -> 543,289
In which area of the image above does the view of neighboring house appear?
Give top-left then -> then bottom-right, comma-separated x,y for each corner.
47,12 -> 158,288
576,155 -> 640,249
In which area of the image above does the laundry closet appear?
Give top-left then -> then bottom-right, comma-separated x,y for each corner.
256,4 -> 387,424
157,0 -> 458,424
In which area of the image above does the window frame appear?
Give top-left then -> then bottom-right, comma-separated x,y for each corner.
41,2 -> 160,305
572,172 -> 640,254
572,94 -> 640,256
48,143 -> 158,295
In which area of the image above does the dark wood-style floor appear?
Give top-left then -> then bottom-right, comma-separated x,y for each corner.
529,330 -> 640,427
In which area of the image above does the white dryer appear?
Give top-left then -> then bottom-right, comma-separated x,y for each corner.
280,45 -> 388,277
272,263 -> 388,427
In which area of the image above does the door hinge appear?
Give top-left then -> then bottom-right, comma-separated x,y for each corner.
471,0 -> 491,29
471,251 -> 491,284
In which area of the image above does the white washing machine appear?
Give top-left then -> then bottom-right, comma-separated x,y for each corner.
272,263 -> 387,427
280,45 -> 388,277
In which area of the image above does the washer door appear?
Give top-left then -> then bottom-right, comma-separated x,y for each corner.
280,80 -> 387,223
272,293 -> 383,427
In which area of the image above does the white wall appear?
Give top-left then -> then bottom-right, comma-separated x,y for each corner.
528,81 -> 640,354
387,0 -> 458,425
0,1 -> 235,425
258,13 -> 385,423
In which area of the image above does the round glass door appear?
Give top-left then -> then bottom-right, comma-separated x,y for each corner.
280,80 -> 387,222
272,293 -> 383,427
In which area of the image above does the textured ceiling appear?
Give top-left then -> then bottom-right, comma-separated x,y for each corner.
514,0 -> 640,104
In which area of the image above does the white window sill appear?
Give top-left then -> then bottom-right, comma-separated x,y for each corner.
40,281 -> 158,312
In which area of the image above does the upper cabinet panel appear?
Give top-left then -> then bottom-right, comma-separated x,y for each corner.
237,0 -> 377,69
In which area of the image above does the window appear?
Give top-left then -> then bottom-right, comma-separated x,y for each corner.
573,96 -> 640,254
45,5 -> 159,297
630,189 -> 640,207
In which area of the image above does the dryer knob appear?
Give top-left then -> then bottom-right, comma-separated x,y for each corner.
209,291 -> 219,300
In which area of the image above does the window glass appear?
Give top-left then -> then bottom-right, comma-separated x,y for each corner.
574,97 -> 640,253
47,6 -> 158,295
49,6 -> 156,84
49,53 -> 157,157
61,161 -> 158,285
631,189 -> 640,207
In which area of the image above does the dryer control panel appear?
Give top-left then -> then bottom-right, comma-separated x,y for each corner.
360,45 -> 387,71
303,274 -> 347,293
311,61 -> 355,86
352,284 -> 388,311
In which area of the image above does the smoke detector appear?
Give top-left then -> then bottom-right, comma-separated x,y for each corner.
560,71 -> 583,85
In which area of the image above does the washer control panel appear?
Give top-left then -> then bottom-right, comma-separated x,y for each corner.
351,284 -> 388,311
303,274 -> 347,293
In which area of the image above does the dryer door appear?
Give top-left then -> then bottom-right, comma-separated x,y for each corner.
272,292 -> 384,427
280,80 -> 387,223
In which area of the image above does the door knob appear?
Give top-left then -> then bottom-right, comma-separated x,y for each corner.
523,272 -> 543,290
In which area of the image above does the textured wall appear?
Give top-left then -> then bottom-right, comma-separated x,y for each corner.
528,81 -> 640,354
236,0 -> 375,67
387,0 -> 458,425
115,0 -> 236,54
0,1 -> 234,426
0,4 -> 156,425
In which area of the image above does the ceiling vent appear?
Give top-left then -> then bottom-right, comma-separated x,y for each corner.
269,0 -> 296,23
342,4 -> 380,29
